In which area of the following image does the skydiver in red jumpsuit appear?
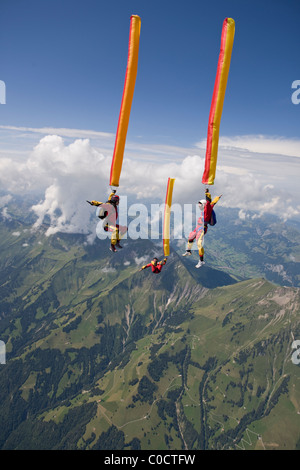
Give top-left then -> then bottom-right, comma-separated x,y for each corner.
139,257 -> 167,273
182,189 -> 222,267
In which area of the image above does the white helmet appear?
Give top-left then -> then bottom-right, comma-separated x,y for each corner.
198,199 -> 206,210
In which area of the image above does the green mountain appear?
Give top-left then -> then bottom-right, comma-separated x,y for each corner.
177,208 -> 300,287
0,209 -> 300,450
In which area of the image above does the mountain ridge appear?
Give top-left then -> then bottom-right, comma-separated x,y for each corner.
0,209 -> 299,450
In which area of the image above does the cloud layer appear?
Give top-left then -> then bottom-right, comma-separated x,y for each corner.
0,128 -> 299,238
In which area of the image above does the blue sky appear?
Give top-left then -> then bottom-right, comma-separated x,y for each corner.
1,0 -> 299,142
0,0 -> 300,234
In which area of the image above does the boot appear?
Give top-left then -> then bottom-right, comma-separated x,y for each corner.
195,260 -> 205,268
182,250 -> 192,256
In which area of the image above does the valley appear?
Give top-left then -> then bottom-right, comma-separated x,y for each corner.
0,207 -> 299,450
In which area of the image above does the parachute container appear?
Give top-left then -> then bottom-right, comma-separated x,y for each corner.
109,15 -> 141,187
163,178 -> 175,257
202,18 -> 235,185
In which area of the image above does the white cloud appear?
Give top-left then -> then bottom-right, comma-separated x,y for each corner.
0,125 -> 114,140
101,266 -> 117,273
134,255 -> 149,266
0,194 -> 12,207
1,207 -> 11,220
0,195 -> 13,220
0,129 -> 299,237
238,210 -> 247,221
30,136 -> 111,236
197,135 -> 300,158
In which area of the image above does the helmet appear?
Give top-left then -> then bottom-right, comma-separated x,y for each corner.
110,195 -> 120,205
198,199 -> 206,209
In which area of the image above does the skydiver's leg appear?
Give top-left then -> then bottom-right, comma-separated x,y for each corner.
114,224 -> 128,248
110,227 -> 118,246
117,225 -> 128,245
182,229 -> 196,256
195,236 -> 205,268
104,224 -> 117,251
198,246 -> 204,262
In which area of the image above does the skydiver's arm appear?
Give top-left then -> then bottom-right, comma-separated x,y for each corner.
139,263 -> 151,271
159,258 -> 167,265
211,195 -> 222,206
87,200 -> 103,206
108,190 -> 117,201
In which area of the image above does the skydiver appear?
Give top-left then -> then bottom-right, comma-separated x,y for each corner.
139,257 -> 167,274
182,202 -> 205,268
182,190 -> 222,268
87,190 -> 127,252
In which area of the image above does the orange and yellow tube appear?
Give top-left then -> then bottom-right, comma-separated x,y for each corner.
202,18 -> 235,185
109,15 -> 141,187
163,178 -> 175,257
